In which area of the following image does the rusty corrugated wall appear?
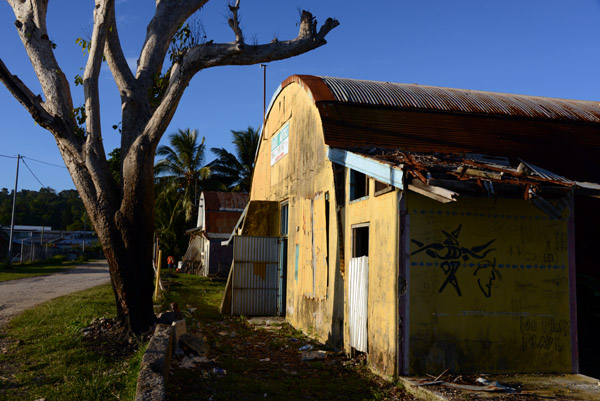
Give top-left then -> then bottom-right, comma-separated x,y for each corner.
231,236 -> 280,316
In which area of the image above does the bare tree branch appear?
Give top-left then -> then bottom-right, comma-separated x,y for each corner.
104,4 -> 136,98
82,0 -> 118,205
136,0 -> 209,91
228,0 -> 244,44
145,9 -> 338,146
8,0 -> 78,136
84,0 -> 113,143
189,10 -> 338,69
0,57 -> 55,129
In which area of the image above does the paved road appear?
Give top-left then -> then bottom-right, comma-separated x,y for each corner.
0,260 -> 111,327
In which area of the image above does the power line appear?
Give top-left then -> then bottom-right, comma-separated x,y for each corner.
22,156 -> 67,169
0,154 -> 18,159
21,158 -> 45,188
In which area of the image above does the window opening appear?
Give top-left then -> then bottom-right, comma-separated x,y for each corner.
350,170 -> 368,201
280,201 -> 289,236
352,225 -> 369,258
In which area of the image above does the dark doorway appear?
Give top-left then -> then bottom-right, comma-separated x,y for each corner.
575,195 -> 600,378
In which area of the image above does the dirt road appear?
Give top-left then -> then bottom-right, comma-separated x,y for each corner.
0,260 -> 110,327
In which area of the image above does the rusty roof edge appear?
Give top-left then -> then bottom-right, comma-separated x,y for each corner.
317,76 -> 600,124
257,75 -> 336,168
273,75 -> 600,125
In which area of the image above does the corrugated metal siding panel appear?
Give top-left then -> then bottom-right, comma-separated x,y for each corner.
349,256 -> 369,352
231,236 -> 279,316
319,76 -> 600,123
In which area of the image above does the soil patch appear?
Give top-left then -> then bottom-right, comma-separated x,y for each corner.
81,317 -> 145,360
168,317 -> 417,401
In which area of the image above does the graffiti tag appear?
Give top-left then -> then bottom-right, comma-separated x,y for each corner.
412,224 -> 496,296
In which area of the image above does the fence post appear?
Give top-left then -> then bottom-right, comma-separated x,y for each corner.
154,250 -> 163,301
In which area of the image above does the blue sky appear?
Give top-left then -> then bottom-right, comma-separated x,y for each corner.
1,0 -> 600,192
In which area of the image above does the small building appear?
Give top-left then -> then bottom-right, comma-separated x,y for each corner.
231,75 -> 600,377
183,191 -> 248,276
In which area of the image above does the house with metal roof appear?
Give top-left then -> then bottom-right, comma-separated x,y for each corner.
182,191 -> 248,276
226,75 -> 600,377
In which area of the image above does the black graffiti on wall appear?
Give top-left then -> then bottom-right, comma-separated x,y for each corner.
473,258 -> 501,298
411,224 -> 498,296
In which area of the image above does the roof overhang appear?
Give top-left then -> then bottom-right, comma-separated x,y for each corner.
327,147 -> 405,189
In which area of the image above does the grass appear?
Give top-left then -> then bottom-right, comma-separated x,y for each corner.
0,284 -> 145,400
159,273 -> 225,322
0,255 -> 80,282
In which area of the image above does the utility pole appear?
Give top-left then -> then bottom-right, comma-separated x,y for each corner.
261,64 -> 267,140
7,154 -> 20,264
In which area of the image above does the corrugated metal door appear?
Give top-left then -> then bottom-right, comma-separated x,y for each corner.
231,236 -> 280,316
349,256 -> 369,352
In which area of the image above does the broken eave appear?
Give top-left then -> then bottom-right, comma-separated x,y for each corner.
327,147 -> 405,189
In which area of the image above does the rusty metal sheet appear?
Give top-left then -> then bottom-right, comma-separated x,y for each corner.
202,191 -> 248,212
231,236 -> 280,316
205,211 -> 244,234
319,76 -> 600,123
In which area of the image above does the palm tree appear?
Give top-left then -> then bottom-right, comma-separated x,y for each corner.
155,128 -> 213,224
210,126 -> 260,192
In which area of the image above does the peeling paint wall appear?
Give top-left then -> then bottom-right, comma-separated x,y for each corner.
407,192 -> 574,374
250,83 -> 344,348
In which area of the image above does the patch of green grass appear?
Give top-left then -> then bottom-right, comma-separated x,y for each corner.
0,256 -> 79,282
159,273 -> 226,322
0,284 -> 144,400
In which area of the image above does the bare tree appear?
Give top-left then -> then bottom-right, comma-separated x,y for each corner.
0,0 -> 338,334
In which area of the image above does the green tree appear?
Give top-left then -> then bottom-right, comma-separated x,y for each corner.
210,126 -> 260,192
155,128 -> 221,261
0,188 -> 85,231
155,128 -> 214,223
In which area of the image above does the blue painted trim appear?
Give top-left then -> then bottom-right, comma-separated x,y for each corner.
327,147 -> 405,189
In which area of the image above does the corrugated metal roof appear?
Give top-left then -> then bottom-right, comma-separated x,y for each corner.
202,192 -> 248,211
275,75 -> 600,183
319,76 -> 600,123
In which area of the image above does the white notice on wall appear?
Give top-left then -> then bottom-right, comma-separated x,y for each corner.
271,122 -> 289,166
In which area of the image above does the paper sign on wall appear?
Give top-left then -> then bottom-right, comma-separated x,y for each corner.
271,122 -> 289,166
